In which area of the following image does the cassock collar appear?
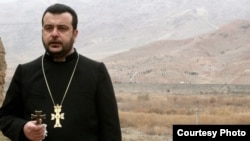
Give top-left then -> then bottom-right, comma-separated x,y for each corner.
44,48 -> 78,63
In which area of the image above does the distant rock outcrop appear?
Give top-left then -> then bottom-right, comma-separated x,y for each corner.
0,38 -> 7,103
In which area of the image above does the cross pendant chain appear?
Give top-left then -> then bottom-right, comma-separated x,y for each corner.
51,104 -> 65,128
42,54 -> 79,129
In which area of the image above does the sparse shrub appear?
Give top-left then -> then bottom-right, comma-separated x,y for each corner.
149,108 -> 165,114
116,93 -> 250,141
166,109 -> 176,115
209,97 -> 216,104
137,94 -> 149,101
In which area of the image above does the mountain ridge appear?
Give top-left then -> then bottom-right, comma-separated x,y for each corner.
103,19 -> 250,84
1,0 -> 250,84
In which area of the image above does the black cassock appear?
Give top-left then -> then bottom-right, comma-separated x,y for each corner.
0,50 -> 121,141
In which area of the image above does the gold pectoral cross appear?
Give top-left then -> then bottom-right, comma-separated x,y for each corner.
51,104 -> 64,128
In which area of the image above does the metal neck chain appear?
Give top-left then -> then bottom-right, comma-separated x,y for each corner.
41,53 -> 79,106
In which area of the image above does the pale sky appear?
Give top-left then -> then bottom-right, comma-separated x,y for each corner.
0,0 -> 17,3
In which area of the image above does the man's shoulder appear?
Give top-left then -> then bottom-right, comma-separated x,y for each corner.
21,56 -> 42,67
78,54 -> 108,71
78,54 -> 102,65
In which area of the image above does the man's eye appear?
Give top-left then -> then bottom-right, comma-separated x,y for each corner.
58,26 -> 68,31
44,26 -> 53,31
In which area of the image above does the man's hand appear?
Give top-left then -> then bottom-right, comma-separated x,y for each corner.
23,120 -> 47,141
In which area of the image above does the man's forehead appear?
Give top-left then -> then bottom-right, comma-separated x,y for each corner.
43,12 -> 73,25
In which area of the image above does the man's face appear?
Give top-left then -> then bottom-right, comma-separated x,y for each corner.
42,12 -> 78,58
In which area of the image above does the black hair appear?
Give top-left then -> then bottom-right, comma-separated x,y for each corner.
42,3 -> 78,30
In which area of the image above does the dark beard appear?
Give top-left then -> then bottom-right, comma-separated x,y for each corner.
42,37 -> 74,58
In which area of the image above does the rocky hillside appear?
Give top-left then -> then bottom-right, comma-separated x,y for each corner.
1,0 -> 250,66
1,1 -> 250,86
103,20 -> 250,84
0,38 -> 7,102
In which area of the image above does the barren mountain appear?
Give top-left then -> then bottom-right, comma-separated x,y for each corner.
103,20 -> 250,84
1,0 -> 250,85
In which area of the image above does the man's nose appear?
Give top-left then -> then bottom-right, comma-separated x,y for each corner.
51,28 -> 59,37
